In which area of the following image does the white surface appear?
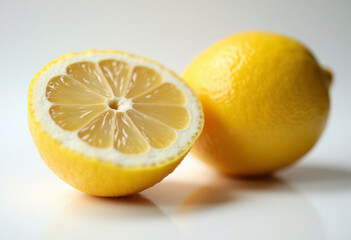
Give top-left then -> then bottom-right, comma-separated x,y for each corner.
0,0 -> 350,239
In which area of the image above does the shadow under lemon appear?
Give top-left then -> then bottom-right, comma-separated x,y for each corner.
41,194 -> 182,240
278,164 -> 351,192
169,165 -> 351,240
42,164 -> 351,240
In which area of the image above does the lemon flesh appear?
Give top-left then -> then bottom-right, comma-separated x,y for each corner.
28,50 -> 203,196
46,61 -> 189,152
183,32 -> 330,176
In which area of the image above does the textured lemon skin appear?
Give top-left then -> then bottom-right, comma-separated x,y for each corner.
28,50 -> 203,197
183,32 -> 330,176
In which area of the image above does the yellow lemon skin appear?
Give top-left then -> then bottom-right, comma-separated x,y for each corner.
183,32 -> 330,176
29,103 -> 189,197
28,50 -> 203,197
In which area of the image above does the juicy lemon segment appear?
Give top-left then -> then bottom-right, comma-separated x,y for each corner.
77,110 -> 116,149
125,66 -> 164,98
99,60 -> 133,97
133,104 -> 190,129
126,110 -> 178,149
46,75 -> 106,104
66,62 -> 113,98
114,112 -> 150,154
28,50 -> 203,196
49,104 -> 108,131
45,60 -> 190,154
133,83 -> 187,105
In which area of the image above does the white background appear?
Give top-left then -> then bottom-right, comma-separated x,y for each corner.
0,0 -> 350,239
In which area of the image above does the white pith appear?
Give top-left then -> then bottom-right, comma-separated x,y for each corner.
106,97 -> 133,112
31,51 -> 202,167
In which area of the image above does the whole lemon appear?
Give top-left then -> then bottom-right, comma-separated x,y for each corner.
183,32 -> 331,176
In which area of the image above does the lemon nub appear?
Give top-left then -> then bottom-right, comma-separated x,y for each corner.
45,60 -> 190,154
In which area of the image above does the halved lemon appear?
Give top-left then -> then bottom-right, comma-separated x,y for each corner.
28,50 -> 203,197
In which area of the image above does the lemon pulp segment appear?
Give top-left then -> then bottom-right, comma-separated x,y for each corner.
46,60 -> 190,154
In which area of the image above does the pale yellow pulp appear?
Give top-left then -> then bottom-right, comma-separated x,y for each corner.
46,60 -> 190,154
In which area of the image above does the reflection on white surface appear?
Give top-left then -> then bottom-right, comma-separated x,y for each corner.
42,194 -> 182,240
173,176 -> 324,240
36,164 -> 351,240
0,0 -> 350,238
279,165 -> 351,192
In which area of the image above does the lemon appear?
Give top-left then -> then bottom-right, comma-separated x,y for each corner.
183,32 -> 330,176
28,50 -> 203,196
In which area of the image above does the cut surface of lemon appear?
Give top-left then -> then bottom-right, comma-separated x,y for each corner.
28,50 -> 203,196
